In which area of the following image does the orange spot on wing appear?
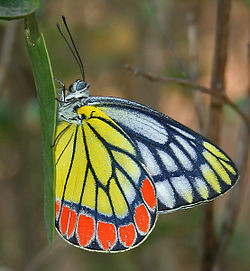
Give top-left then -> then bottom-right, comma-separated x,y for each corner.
141,178 -> 156,209
119,223 -> 136,247
55,200 -> 61,220
134,204 -> 150,234
60,206 -> 70,235
77,214 -> 95,247
97,222 -> 116,250
67,210 -> 77,238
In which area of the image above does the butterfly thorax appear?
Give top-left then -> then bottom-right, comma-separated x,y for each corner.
58,79 -> 90,124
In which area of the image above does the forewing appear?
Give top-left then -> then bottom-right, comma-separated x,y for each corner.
87,97 -> 239,213
54,108 -> 157,252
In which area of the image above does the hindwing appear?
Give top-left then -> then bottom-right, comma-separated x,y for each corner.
87,97 -> 239,213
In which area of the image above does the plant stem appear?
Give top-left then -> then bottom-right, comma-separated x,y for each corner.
24,13 -> 56,247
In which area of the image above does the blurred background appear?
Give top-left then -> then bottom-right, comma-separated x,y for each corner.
0,0 -> 249,270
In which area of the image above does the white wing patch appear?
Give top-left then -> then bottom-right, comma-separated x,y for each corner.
169,143 -> 193,171
99,107 -> 168,144
174,136 -> 197,160
193,178 -> 209,199
169,125 -> 195,139
157,149 -> 178,172
136,141 -> 161,176
171,176 -> 193,203
156,181 -> 176,208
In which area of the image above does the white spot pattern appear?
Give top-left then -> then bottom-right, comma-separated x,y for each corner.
169,125 -> 195,139
136,141 -> 161,176
169,143 -> 193,171
100,107 -> 168,144
193,177 -> 209,199
156,181 -> 176,208
171,176 -> 193,202
157,149 -> 178,172
175,136 -> 197,160
121,182 -> 136,204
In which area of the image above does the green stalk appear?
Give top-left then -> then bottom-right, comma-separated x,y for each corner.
24,13 -> 56,247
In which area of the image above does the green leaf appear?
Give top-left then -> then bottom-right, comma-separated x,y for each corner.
24,13 -> 56,247
0,0 -> 39,20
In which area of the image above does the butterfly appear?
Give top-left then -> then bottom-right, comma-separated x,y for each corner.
54,16 -> 239,253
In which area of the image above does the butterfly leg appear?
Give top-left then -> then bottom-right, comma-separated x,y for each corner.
55,78 -> 66,101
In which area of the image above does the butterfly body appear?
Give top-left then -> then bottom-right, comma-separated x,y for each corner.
55,78 -> 238,252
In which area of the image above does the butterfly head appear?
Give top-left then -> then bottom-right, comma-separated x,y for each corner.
67,79 -> 90,100
69,79 -> 89,93
57,79 -> 90,124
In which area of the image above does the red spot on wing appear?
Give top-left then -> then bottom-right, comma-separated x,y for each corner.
134,204 -> 150,234
67,210 -> 77,238
55,200 -> 61,220
60,206 -> 70,235
141,178 -> 156,209
119,223 -> 136,247
97,222 -> 116,250
77,214 -> 95,247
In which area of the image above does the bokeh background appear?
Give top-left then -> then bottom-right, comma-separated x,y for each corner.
0,0 -> 249,270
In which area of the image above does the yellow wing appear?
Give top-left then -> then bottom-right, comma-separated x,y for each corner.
54,106 -> 157,252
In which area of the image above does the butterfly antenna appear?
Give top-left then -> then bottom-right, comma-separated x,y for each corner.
61,15 -> 85,81
57,16 -> 85,81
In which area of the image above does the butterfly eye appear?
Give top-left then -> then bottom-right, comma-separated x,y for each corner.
76,81 -> 87,90
69,79 -> 88,93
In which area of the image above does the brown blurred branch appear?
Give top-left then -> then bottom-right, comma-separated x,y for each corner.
202,1 -> 231,270
211,41 -> 250,271
207,0 -> 231,142
125,64 -> 250,132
